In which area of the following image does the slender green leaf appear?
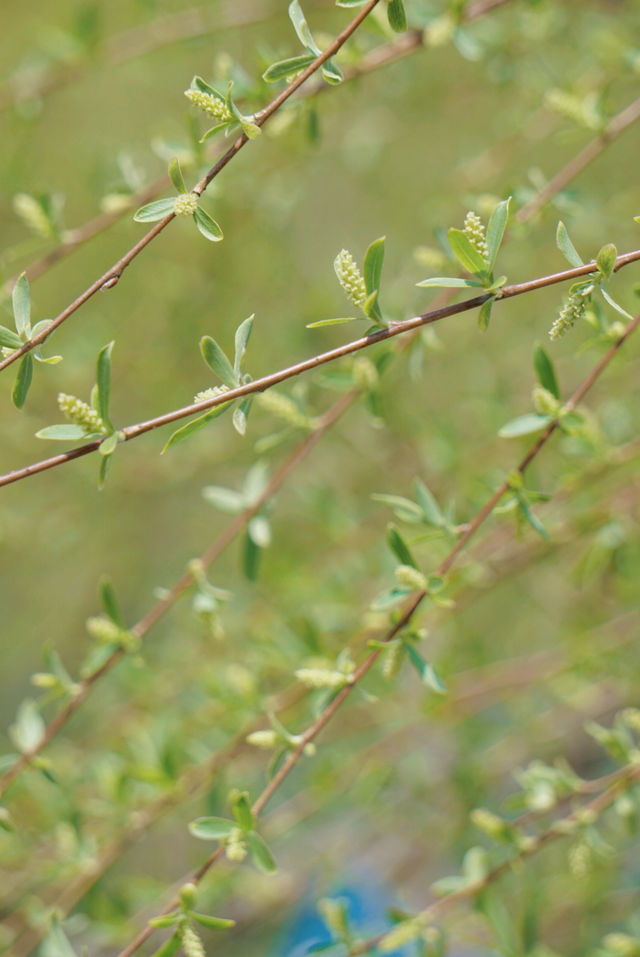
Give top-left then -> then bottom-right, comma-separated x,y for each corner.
289,0 -> 320,53
42,916 -> 79,957
0,325 -> 22,349
413,478 -> 444,526
189,817 -> 236,840
96,340 -> 114,429
447,228 -> 488,276
486,196 -> 511,270
202,485 -> 245,512
10,699 -> 45,753
234,315 -> 254,375
248,515 -> 271,548
533,343 -> 559,398
232,399 -> 250,436
100,577 -> 124,626
12,273 -> 31,337
99,431 -> 118,456
262,54 -> 316,83
403,643 -> 445,692
98,451 -> 111,489
556,221 -> 583,267
387,0 -> 407,32
232,792 -> 255,831
162,401 -> 232,452
363,236 -> 385,296
148,934 -> 182,957
168,157 -> 187,194
498,413 -> 553,438
148,914 -> 180,929
335,0 -> 369,5
133,198 -> 176,222
193,206 -> 223,242
477,297 -> 493,331
416,277 -> 483,288
12,354 -> 33,409
601,287 -> 633,320
306,316 -> 362,328
387,524 -> 417,568
596,242 -> 617,279
516,491 -> 549,540
200,336 -> 237,387
36,424 -> 88,440
189,913 -> 236,930
321,59 -> 343,84
246,830 -> 277,873
192,75 -> 216,96
371,493 -> 424,524
362,289 -> 384,324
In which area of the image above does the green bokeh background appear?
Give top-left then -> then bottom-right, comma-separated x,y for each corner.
1,0 -> 640,954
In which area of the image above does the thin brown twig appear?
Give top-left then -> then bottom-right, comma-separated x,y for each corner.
349,761 -> 640,955
2,245 -> 640,490
114,310 -> 640,957
3,0 -> 515,293
0,0 -> 282,115
0,0 -> 382,374
517,93 -> 640,223
0,392 -> 353,798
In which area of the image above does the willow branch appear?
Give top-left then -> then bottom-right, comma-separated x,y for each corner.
517,93 -> 640,223
4,0 -> 513,294
115,309 -> 640,957
0,0 -> 382,374
0,392 -> 353,799
3,246 -> 640,490
350,761 -> 640,955
0,0 -> 282,115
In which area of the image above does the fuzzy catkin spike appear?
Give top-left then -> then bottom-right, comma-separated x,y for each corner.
58,393 -> 105,433
185,88 -> 233,123
181,926 -> 206,957
549,291 -> 587,340
255,390 -> 314,429
462,211 -> 489,263
225,827 -> 248,862
334,249 -> 367,307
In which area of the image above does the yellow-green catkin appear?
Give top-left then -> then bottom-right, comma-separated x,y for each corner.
181,926 -> 206,957
13,193 -> 54,239
225,827 -> 248,862
194,384 -> 229,403
549,291 -> 587,340
174,194 -> 199,217
334,249 -> 367,307
58,393 -> 105,433
184,88 -> 233,123
462,211 -> 489,263
255,390 -> 314,429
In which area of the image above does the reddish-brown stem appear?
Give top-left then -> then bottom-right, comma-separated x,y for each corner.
0,0 -> 381,375
115,310 -> 640,957
0,393 -> 354,798
3,246 -> 640,490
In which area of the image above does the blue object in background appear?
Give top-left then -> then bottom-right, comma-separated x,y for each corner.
270,874 -> 412,957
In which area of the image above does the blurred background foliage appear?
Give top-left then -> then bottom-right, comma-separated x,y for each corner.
1,0 -> 640,954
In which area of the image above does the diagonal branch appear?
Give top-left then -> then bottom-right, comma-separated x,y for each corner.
0,0 -> 382,375
2,246 -> 640,490
114,309 -> 640,957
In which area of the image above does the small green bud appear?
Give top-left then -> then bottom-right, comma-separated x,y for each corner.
294,668 -> 351,689
86,616 -> 121,643
179,883 -> 198,910
334,249 -> 367,307
597,243 -> 617,279
30,672 -> 58,689
394,564 -> 427,591
532,386 -> 560,416
470,808 -> 513,841
352,356 -> 379,392
255,390 -> 314,429
246,729 -> 279,750
173,194 -> 199,217
602,934 -> 640,957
